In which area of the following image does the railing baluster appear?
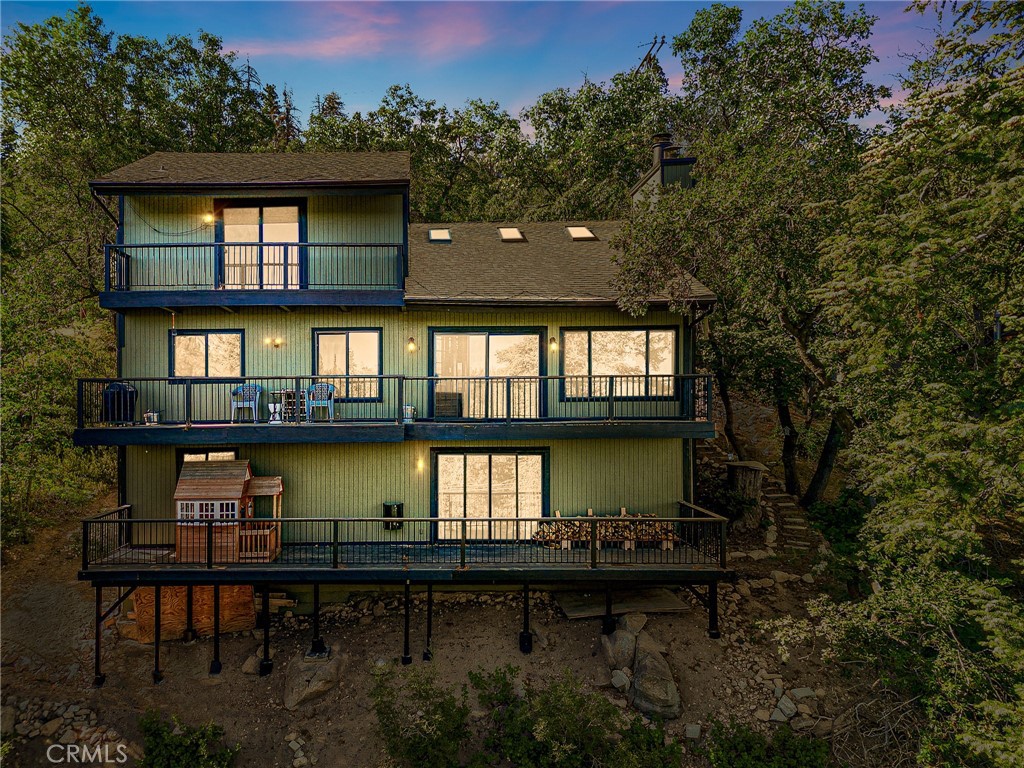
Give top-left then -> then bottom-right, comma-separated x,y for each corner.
207,521 -> 214,568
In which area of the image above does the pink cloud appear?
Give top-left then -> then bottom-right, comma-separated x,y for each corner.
224,1 -> 524,63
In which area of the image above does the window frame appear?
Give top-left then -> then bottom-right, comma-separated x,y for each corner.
168,329 -> 245,380
430,447 -> 550,542
558,326 -> 680,402
310,327 -> 384,402
214,198 -> 308,289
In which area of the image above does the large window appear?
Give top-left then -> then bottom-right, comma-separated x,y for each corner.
220,202 -> 302,290
562,328 -> 676,398
435,450 -> 546,540
432,329 -> 543,419
313,329 -> 382,399
171,331 -> 243,378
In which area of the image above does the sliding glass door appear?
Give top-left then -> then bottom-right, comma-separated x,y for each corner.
432,330 -> 542,419
222,204 -> 300,289
436,451 -> 545,540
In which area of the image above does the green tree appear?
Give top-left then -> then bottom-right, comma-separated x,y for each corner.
614,0 -> 888,503
0,5 -> 277,539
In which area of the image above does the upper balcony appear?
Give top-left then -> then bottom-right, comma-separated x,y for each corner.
73,374 -> 715,445
101,242 -> 406,309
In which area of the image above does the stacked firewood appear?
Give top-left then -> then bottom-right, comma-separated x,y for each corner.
531,510 -> 681,547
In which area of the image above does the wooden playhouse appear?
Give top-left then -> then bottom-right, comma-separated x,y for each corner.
174,459 -> 283,563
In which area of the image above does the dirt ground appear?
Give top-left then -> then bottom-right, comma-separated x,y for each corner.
0,500 -> 869,768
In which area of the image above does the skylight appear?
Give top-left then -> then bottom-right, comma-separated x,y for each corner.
428,228 -> 451,242
566,226 -> 597,241
498,227 -> 525,242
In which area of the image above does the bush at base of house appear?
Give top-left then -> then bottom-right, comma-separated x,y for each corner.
137,711 -> 239,768
702,720 -> 831,768
371,664 -> 682,768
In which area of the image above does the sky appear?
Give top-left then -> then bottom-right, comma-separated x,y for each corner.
2,1 -> 942,122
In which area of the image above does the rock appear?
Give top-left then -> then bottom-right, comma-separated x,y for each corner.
593,666 -> 613,687
611,670 -> 630,692
601,630 -> 637,669
797,703 -> 812,715
289,740 -> 302,752
618,613 -> 647,633
801,573 -> 815,584
283,653 -> 342,711
635,631 -> 667,657
769,708 -> 788,722
532,626 -> 549,650
285,732 -> 298,742
41,718 -> 63,737
754,709 -> 771,722
293,758 -> 309,768
791,716 -> 816,731
684,724 -> 701,740
777,695 -> 798,719
60,729 -> 77,744
748,550 -> 770,561
629,640 -> 680,719
791,687 -> 816,700
372,602 -> 386,618
735,582 -> 751,598
812,719 -> 834,738
1,706 -> 15,735
770,570 -> 798,584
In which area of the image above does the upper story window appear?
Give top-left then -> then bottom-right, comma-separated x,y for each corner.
313,329 -> 382,399
562,328 -> 676,399
171,330 -> 243,378
220,202 -> 302,290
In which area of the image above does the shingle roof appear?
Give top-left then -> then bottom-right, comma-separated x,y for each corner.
406,222 -> 715,306
91,152 -> 410,189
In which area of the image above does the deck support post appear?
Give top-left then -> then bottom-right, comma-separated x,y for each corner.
210,585 -> 222,675
307,583 -> 328,659
519,584 -> 533,654
708,582 -> 720,639
602,588 -> 616,635
93,587 -> 106,687
184,585 -> 196,642
401,580 -> 412,665
259,586 -> 273,676
152,585 -> 163,684
423,584 -> 433,662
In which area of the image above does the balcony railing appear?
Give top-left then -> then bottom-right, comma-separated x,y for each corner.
104,242 -> 405,292
77,375 -> 713,428
81,506 -> 728,572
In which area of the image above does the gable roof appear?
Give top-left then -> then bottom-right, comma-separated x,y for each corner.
91,152 -> 410,191
174,460 -> 253,501
406,221 -> 715,307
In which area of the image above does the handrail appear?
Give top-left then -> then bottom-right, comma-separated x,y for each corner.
76,374 -> 714,427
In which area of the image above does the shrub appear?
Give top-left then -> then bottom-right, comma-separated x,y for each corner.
371,664 -> 471,768
138,711 -> 238,768
696,472 -> 757,526
703,720 -> 831,768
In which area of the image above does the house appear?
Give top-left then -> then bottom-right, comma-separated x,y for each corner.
76,147 -> 728,684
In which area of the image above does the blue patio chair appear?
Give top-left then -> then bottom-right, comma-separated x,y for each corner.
230,384 -> 262,423
306,382 -> 335,423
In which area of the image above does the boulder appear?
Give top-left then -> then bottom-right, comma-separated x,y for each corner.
635,631 -> 668,657
601,630 -> 637,669
41,718 -> 63,737
611,670 -> 630,692
629,640 -> 680,718
618,613 -> 647,633
1,706 -> 15,735
283,653 -> 342,711
790,687 -> 816,700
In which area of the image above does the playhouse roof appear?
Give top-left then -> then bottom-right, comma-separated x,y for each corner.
174,460 -> 253,501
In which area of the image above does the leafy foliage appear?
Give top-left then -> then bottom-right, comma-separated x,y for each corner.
371,665 -> 471,768
702,720 -> 831,768
138,711 -> 239,768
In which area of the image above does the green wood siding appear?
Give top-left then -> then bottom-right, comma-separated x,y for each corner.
126,438 -> 684,531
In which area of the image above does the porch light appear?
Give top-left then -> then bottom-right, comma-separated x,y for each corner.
417,457 -> 425,473
264,337 -> 283,348
407,337 -> 417,353
203,213 -> 215,224
549,337 -> 558,352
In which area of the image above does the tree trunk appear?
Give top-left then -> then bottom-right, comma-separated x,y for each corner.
775,397 -> 801,497
713,368 -> 745,460
800,415 -> 845,507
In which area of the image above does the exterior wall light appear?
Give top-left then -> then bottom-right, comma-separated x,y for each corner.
417,457 -> 425,473
203,213 -> 215,224
549,337 -> 558,352
407,337 -> 417,353
264,337 -> 283,348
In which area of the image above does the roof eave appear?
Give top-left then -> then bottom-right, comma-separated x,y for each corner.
89,179 -> 411,193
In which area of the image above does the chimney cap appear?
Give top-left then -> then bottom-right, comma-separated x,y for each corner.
651,132 -> 672,144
